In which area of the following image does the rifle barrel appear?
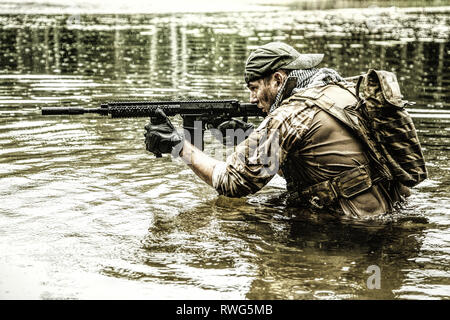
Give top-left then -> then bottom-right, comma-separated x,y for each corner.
41,107 -> 108,115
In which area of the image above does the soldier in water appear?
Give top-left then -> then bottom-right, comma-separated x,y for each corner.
144,42 -> 413,218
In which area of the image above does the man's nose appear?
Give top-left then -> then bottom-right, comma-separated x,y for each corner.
249,93 -> 258,104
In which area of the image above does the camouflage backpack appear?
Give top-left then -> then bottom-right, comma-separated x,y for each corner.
353,69 -> 428,188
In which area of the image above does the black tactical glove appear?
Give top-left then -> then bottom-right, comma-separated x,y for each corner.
144,109 -> 183,157
217,118 -> 254,133
212,118 -> 254,146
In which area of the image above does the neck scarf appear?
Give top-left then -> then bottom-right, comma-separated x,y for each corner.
269,68 -> 346,113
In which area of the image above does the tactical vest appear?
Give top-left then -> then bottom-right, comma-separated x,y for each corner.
284,69 -> 427,210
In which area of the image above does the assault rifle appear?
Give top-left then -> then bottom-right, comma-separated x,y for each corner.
41,99 -> 264,151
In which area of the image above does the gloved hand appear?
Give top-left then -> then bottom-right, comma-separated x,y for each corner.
212,118 -> 254,146
217,118 -> 254,133
144,109 -> 183,157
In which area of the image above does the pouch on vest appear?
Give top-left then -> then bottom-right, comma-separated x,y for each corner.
300,165 -> 373,209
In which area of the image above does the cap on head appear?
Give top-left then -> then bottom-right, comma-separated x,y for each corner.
244,42 -> 324,83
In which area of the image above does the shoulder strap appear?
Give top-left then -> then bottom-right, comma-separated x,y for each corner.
355,76 -> 364,101
292,84 -> 360,131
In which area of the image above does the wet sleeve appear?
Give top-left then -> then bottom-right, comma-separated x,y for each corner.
212,104 -> 315,197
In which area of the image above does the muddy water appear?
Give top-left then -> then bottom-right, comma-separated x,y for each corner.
0,5 -> 449,299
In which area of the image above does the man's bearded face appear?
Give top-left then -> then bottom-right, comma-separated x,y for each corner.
247,75 -> 280,114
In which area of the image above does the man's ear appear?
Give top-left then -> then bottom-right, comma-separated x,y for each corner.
272,71 -> 287,88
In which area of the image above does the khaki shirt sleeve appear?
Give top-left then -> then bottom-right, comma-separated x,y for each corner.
212,103 -> 316,197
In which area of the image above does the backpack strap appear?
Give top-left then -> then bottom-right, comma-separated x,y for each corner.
355,75 -> 364,101
290,84 -> 359,129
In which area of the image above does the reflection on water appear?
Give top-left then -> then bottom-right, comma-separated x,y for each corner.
0,4 -> 449,299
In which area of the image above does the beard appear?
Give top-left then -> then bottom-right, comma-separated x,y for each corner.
260,84 -> 279,113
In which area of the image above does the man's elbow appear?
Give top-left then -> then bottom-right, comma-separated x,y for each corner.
215,183 -> 254,198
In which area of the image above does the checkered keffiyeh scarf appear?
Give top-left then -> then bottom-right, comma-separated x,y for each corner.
269,68 -> 346,113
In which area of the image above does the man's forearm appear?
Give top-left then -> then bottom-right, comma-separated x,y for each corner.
179,140 -> 222,187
